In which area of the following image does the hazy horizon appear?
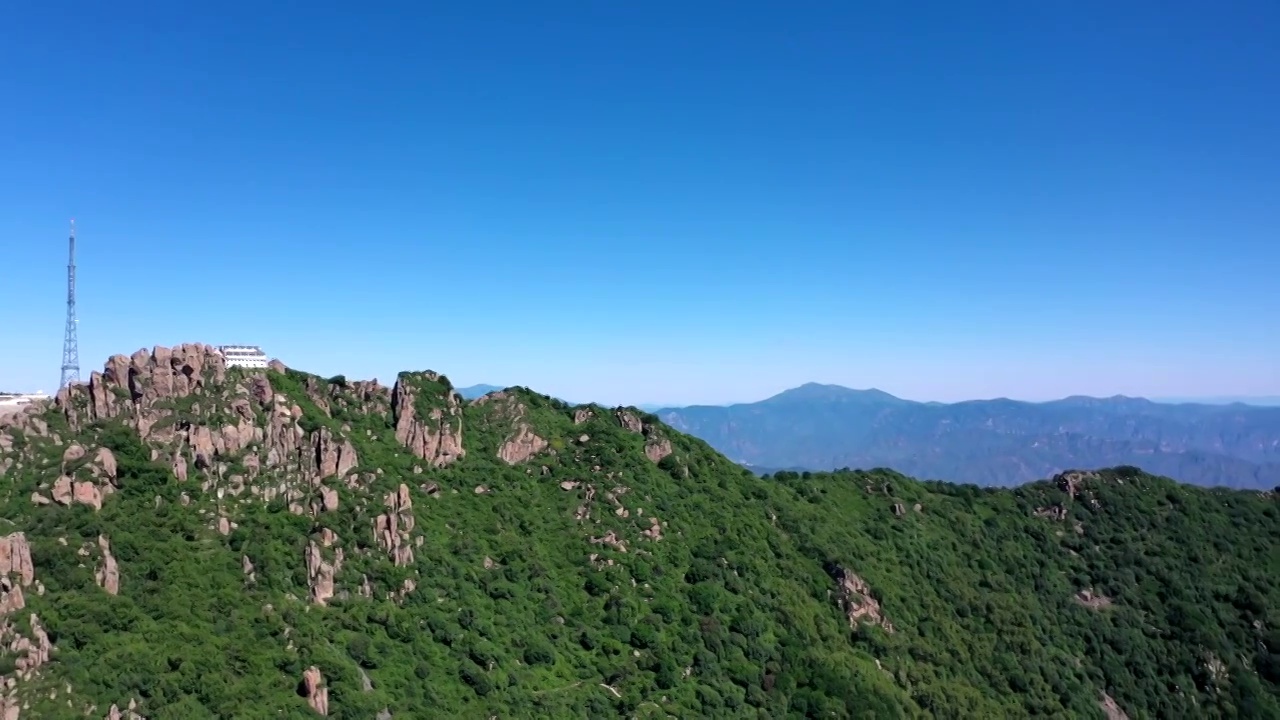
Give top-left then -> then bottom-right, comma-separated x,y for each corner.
454,380 -> 1280,409
2,348 -> 1280,409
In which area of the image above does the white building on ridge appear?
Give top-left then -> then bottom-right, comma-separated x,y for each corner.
217,345 -> 270,369
0,392 -> 50,417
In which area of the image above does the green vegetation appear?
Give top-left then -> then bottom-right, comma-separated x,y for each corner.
0,366 -> 1276,718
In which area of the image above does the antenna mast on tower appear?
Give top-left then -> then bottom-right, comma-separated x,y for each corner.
59,219 -> 80,389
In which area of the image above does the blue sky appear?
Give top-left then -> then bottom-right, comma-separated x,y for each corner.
1,2 -> 1277,405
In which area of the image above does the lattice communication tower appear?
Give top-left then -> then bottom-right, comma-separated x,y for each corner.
59,219 -> 80,389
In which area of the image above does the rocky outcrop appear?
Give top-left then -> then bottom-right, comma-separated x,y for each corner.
51,477 -> 72,505
44,445 -> 121,513
604,485 -> 631,518
574,485 -> 597,521
90,447 -> 118,481
187,420 -> 262,470
193,393 -> 357,514
474,391 -> 548,465
73,481 -> 104,510
644,437 -> 673,464
642,517 -> 663,541
314,426 -> 358,479
346,380 -> 391,405
61,444 -> 86,466
48,344 -> 347,502
0,535 -> 34,589
11,347 -> 386,545
263,400 -> 308,471
373,485 -> 415,566
4,613 -> 52,676
1054,470 -> 1099,498
573,408 -> 594,424
57,344 -> 227,427
95,536 -> 119,596
0,404 -> 54,475
105,698 -> 144,720
1099,692 -> 1129,720
320,485 -> 339,512
49,473 -> 106,511
299,376 -> 390,420
615,410 -> 644,434
615,409 -> 674,463
590,531 -> 628,553
302,666 -> 329,716
305,541 -> 343,606
498,423 -> 548,465
249,375 -> 274,405
1074,588 -> 1113,610
831,565 -> 894,633
392,375 -> 464,467
303,378 -> 333,417
0,581 -> 24,617
46,346 -> 367,521
1034,504 -> 1067,521
0,534 -> 34,616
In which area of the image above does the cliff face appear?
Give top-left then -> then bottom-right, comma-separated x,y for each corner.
391,372 -> 464,467
0,345 -> 1274,719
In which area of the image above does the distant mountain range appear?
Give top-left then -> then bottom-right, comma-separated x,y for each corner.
1153,395 -> 1280,406
456,384 -> 506,399
656,383 -> 1280,489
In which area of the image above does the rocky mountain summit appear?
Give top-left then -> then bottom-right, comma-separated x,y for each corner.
0,345 -> 1276,718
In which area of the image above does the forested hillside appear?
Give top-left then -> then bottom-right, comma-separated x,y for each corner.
0,345 -> 1276,719
659,383 -> 1280,488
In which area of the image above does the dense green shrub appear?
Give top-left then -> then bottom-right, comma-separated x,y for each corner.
0,378 -> 1275,719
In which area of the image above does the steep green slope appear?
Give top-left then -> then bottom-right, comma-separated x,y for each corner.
0,345 -> 1276,719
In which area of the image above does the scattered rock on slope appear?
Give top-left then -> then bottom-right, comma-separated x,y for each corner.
95,536 -> 119,596
301,666 -> 328,716
373,484 -> 416,567
1099,692 -> 1129,720
830,565 -> 894,633
0,534 -> 35,588
615,409 -> 674,463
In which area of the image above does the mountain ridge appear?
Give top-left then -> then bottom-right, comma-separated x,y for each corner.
760,383 -> 908,406
455,383 -> 506,400
0,345 -> 1275,718
455,380 -> 1280,413
657,384 -> 1280,489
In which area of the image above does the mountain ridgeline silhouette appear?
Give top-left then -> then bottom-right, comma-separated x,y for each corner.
456,383 -> 506,400
659,384 -> 1280,489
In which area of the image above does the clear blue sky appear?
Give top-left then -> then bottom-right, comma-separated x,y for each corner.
2,2 -> 1277,405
